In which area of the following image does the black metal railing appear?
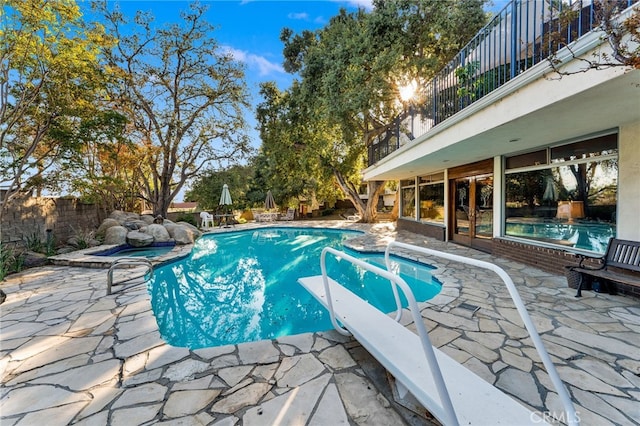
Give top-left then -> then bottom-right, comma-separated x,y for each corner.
368,0 -> 637,166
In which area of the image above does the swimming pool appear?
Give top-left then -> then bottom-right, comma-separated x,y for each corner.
148,227 -> 441,348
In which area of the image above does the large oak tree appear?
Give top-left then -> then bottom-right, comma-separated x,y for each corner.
277,0 -> 488,222
96,1 -> 251,217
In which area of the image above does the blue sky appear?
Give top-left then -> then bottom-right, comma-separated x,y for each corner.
86,1 -> 375,149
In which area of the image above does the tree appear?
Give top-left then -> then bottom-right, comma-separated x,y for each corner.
62,110 -> 148,212
253,82 -> 343,210
95,1 -> 251,217
0,0 -> 110,215
185,164 -> 255,211
278,1 -> 488,222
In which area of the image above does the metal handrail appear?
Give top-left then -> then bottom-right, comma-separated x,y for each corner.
320,247 -> 459,426
385,241 -> 579,426
107,258 -> 154,295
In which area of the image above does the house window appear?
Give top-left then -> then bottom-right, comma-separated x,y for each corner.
504,134 -> 618,253
418,173 -> 445,223
400,179 -> 416,218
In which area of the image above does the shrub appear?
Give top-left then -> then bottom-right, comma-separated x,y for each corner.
69,226 -> 95,249
24,228 -> 44,252
0,244 -> 25,281
176,213 -> 197,226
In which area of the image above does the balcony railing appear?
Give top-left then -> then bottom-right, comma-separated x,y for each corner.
368,0 -> 637,167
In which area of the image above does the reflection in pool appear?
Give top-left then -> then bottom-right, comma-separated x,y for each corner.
505,220 -> 615,253
149,227 -> 442,348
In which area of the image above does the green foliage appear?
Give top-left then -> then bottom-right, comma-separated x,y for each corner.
24,229 -> 44,253
0,0 -> 113,214
175,213 -> 197,227
185,164 -> 255,211
271,1 -> 488,221
45,232 -> 57,256
456,61 -> 482,99
22,227 -> 57,255
0,244 -> 25,281
69,227 -> 95,249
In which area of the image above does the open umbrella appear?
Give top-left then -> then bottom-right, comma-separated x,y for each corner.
219,183 -> 232,209
264,190 -> 276,211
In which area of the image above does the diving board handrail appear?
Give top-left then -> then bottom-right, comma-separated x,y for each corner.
385,241 -> 579,426
319,247 -> 459,426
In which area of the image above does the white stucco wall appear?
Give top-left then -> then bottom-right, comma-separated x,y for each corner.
617,121 -> 640,241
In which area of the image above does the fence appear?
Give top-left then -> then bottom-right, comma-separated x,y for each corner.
1,195 -> 105,248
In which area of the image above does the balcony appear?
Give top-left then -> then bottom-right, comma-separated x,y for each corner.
368,0 -> 638,167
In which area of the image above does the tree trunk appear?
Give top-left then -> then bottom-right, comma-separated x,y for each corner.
390,190 -> 399,221
331,166 -> 386,223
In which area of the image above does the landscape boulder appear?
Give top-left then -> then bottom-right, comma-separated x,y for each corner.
110,210 -> 140,223
165,223 -> 198,245
140,214 -> 155,225
95,218 -> 120,238
104,226 -> 128,245
23,251 -> 48,268
95,212 -> 203,247
126,231 -> 154,247
145,224 -> 171,242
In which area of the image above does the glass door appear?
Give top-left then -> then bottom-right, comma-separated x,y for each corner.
451,174 -> 493,251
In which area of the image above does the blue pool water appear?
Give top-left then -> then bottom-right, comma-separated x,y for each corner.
148,227 -> 441,349
92,243 -> 175,258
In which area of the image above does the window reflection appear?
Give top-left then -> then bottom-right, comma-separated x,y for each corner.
505,159 -> 617,253
401,186 -> 415,218
419,183 -> 444,223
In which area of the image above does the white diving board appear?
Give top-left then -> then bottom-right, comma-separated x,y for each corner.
298,243 -> 579,426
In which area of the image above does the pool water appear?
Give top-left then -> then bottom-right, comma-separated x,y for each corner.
92,243 -> 175,258
109,247 -> 174,258
148,227 -> 441,349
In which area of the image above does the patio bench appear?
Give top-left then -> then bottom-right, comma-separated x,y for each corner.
571,238 -> 640,297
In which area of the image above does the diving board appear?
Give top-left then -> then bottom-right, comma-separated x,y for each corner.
298,243 -> 579,426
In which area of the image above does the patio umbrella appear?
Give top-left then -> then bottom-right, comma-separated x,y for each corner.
264,190 -> 276,211
219,183 -> 232,208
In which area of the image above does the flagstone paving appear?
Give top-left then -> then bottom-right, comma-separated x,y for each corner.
1,221 -> 639,425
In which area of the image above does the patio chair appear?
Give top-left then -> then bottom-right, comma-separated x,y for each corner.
199,211 -> 214,229
278,208 -> 295,221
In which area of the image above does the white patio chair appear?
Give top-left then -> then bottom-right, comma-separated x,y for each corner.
279,208 -> 295,221
199,211 -> 214,229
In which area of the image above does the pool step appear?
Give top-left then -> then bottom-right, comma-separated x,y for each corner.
107,258 -> 154,295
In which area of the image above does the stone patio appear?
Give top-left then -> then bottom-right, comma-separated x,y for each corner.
1,221 -> 639,425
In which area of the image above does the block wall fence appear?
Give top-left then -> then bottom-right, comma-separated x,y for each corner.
1,195 -> 106,247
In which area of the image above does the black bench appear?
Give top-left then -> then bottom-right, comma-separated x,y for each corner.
571,238 -> 640,297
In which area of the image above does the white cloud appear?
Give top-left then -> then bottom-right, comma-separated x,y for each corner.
222,46 -> 285,77
287,12 -> 309,20
335,0 -> 374,11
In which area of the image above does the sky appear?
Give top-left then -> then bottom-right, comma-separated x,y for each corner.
77,0 -> 507,201
82,0 -> 375,150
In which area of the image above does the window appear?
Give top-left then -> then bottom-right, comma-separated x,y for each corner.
418,173 -> 445,223
504,134 -> 617,253
401,182 -> 416,218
